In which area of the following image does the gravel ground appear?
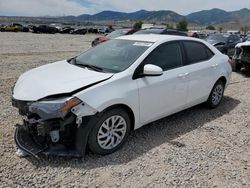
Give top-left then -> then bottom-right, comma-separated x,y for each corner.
0,32 -> 249,188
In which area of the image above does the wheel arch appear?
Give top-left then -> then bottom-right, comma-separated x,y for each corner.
102,104 -> 135,131
217,76 -> 227,86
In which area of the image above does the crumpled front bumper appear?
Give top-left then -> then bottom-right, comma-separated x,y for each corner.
14,120 -> 92,158
14,125 -> 47,157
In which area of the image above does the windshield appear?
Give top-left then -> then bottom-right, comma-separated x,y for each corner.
107,30 -> 127,38
207,34 -> 229,42
75,39 -> 152,73
134,29 -> 163,34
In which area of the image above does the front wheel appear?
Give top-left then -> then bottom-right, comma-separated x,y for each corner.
88,108 -> 131,155
206,80 -> 225,108
231,60 -> 241,72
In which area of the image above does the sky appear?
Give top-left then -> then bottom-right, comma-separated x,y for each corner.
0,0 -> 249,17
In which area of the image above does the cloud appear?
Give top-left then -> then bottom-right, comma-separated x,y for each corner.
0,0 -> 90,16
0,0 -> 249,16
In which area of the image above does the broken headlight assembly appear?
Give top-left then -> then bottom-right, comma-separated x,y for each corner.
28,97 -> 82,120
13,97 -> 84,157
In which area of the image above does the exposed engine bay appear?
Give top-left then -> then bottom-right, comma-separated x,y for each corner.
233,42 -> 250,71
12,96 -> 98,157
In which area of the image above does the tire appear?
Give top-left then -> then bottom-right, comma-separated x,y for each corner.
88,108 -> 131,155
231,60 -> 241,72
206,80 -> 225,108
0,28 -> 4,32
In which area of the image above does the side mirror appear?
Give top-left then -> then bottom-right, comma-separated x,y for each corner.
143,64 -> 163,76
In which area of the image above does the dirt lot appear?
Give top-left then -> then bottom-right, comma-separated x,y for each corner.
0,32 -> 249,187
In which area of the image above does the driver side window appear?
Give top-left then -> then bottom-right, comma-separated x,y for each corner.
143,42 -> 183,71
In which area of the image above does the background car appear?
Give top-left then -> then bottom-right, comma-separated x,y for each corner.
32,25 -> 59,34
59,27 -> 74,34
97,26 -> 110,34
133,28 -> 188,36
232,38 -> 250,71
12,35 -> 231,157
12,23 -> 29,32
206,33 -> 241,57
91,28 -> 138,47
0,24 -> 19,32
70,28 -> 87,35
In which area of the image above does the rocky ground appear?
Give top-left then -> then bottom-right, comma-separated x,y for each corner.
0,32 -> 249,187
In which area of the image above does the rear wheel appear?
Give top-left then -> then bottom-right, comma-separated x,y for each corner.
206,80 -> 225,108
88,108 -> 131,155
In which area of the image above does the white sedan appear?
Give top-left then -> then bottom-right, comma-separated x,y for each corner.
12,34 -> 232,157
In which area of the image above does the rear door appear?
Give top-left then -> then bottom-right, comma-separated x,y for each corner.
182,41 -> 216,106
136,41 -> 189,124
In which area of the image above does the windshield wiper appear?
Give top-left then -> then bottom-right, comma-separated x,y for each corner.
68,57 -> 105,72
75,63 -> 105,72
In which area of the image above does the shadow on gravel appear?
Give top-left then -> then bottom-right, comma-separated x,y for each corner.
27,96 -> 240,169
240,70 -> 250,77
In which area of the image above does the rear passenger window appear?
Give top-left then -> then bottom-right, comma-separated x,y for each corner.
143,42 -> 183,71
183,41 -> 214,64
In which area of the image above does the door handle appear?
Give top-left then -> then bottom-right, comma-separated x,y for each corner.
178,72 -> 189,78
211,64 -> 218,68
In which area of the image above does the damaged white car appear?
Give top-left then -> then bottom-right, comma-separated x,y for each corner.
232,38 -> 250,71
12,35 -> 232,157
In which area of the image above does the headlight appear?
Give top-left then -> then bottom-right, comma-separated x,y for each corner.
29,97 -> 82,119
60,97 -> 82,113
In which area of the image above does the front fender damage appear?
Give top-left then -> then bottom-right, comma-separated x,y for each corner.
71,102 -> 98,127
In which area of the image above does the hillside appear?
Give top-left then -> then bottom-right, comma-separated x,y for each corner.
61,8 -> 250,26
186,8 -> 250,25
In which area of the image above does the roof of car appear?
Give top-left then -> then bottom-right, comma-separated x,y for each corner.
117,34 -> 189,43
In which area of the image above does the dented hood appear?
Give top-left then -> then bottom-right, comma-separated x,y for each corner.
236,41 -> 250,48
13,60 -> 113,101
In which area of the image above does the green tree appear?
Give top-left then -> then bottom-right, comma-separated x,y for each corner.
133,21 -> 143,29
166,23 -> 174,29
219,27 -> 223,33
176,19 -> 188,31
206,25 -> 216,30
240,26 -> 249,35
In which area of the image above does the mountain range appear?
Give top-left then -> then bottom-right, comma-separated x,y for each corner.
63,8 -> 250,25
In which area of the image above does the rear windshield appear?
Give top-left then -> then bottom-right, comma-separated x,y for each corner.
134,29 -> 164,34
207,34 -> 229,42
107,30 -> 127,38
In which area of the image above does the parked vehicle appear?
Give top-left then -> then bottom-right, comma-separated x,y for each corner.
232,38 -> 250,71
32,25 -> 59,34
12,35 -> 232,157
97,26 -> 109,34
0,24 -> 19,32
134,28 -> 188,36
91,28 -> 138,47
12,23 -> 29,32
70,28 -> 87,35
60,27 -> 74,34
206,33 -> 241,57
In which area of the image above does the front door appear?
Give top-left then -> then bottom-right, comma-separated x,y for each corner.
136,41 -> 189,124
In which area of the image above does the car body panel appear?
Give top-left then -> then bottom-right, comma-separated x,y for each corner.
13,60 -> 113,101
136,67 -> 188,125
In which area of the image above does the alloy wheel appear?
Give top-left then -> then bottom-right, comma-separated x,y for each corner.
97,115 -> 127,150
